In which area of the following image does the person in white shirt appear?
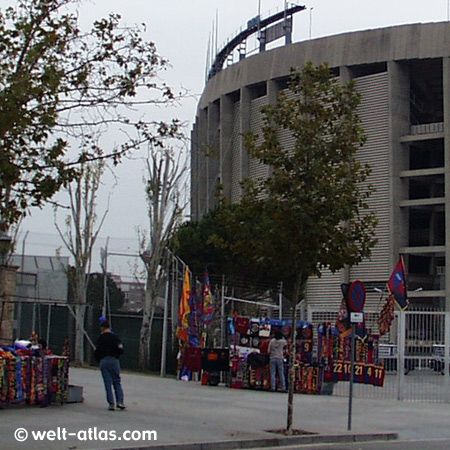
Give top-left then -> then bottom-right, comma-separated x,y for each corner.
268,329 -> 287,392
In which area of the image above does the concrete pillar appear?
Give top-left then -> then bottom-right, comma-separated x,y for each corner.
0,265 -> 18,344
207,101 -> 220,211
239,86 -> 252,200
443,57 -> 450,311
387,61 -> 410,268
267,79 -> 279,106
340,66 -> 354,287
266,80 -> 280,181
192,107 -> 208,220
220,94 -> 234,201
190,123 -> 199,221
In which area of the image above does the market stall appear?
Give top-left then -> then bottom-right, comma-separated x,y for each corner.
225,316 -> 385,394
0,339 -> 69,407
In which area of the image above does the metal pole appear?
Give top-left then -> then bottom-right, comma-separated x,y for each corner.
32,302 -> 36,334
46,304 -> 51,348
220,276 -> 225,348
397,310 -> 406,400
160,269 -> 170,377
171,255 -> 177,340
278,282 -> 283,319
444,312 -> 450,401
347,324 -> 355,430
66,303 -> 96,350
101,238 -> 109,319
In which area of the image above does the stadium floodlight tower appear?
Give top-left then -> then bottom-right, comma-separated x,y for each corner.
207,3 -> 306,81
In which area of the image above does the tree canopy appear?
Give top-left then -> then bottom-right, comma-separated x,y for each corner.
234,62 -> 377,298
176,63 -> 377,302
244,62 -> 378,433
0,0 -> 181,229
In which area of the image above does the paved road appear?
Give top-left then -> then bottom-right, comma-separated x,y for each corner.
2,367 -> 450,449
256,439 -> 450,450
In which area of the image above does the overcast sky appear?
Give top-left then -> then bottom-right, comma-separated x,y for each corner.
18,0 -> 450,277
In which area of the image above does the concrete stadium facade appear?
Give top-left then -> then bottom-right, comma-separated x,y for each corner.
191,22 -> 450,316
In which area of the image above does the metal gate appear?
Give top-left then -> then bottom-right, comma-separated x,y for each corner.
309,309 -> 450,402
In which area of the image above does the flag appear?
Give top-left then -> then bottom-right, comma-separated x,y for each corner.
335,297 -> 352,338
335,284 -> 352,337
176,267 -> 191,341
202,270 -> 214,325
188,283 -> 200,347
378,294 -> 395,335
388,256 -> 408,310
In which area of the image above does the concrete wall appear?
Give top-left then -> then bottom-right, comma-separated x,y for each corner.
199,22 -> 450,110
192,22 -> 450,314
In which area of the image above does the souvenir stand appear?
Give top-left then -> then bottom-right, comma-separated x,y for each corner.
325,324 -> 385,387
0,340 -> 70,408
227,316 -> 385,394
228,316 -> 322,393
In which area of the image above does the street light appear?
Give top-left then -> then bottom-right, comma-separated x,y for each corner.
0,229 -> 12,266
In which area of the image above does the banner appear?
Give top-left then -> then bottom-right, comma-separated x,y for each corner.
176,267 -> 191,341
388,256 -> 408,310
336,294 -> 352,337
378,294 -> 395,335
188,284 -> 200,347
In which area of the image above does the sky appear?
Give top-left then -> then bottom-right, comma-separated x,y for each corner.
17,0 -> 450,278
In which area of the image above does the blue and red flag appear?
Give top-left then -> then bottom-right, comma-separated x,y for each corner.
388,256 -> 408,310
188,285 -> 200,348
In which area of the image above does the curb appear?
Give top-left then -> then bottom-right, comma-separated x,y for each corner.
107,432 -> 398,450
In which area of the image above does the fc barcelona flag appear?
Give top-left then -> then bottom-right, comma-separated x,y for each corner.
176,267 -> 191,341
388,256 -> 408,310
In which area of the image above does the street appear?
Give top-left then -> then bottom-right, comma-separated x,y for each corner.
3,367 -> 450,449
256,439 -> 450,450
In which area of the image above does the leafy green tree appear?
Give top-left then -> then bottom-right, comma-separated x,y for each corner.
222,62 -> 377,433
172,207 -> 239,277
171,202 -> 282,289
0,0 -> 180,231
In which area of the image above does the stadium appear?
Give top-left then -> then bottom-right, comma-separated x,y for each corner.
191,8 -> 450,320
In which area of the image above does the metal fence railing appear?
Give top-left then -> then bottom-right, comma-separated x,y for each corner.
309,308 -> 450,403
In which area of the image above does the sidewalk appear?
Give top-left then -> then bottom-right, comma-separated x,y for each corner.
2,366 -> 450,449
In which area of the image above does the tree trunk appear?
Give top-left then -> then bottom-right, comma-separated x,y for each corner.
74,303 -> 86,364
286,275 -> 304,434
139,276 -> 156,370
72,267 -> 88,365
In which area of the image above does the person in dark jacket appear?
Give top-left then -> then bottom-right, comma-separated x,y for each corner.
94,320 -> 126,411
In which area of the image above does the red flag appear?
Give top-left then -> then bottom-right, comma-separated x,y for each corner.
388,256 -> 408,310
378,294 -> 395,335
176,267 -> 191,341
